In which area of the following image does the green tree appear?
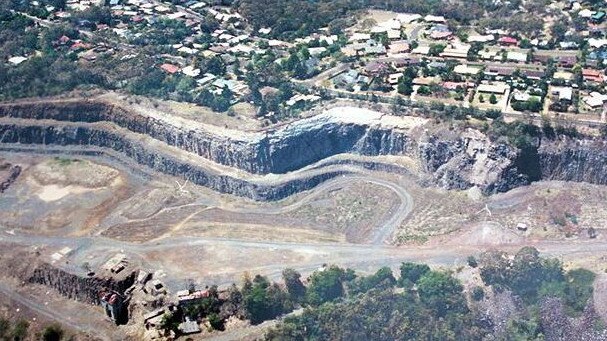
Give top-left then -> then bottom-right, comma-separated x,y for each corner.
49,0 -> 67,10
417,271 -> 467,317
527,97 -> 542,112
42,324 -> 64,341
306,266 -> 354,306
205,56 -> 226,75
11,320 -> 29,341
0,318 -> 9,339
244,275 -> 292,324
428,44 -> 446,56
176,76 -> 196,94
417,86 -> 431,95
349,266 -> 396,295
73,5 -> 112,25
207,313 -> 224,331
562,268 -> 596,313
471,286 -> 485,301
282,268 -> 306,303
397,77 -> 413,96
159,313 -> 179,333
489,93 -> 498,104
398,262 -> 430,287
200,14 -> 220,33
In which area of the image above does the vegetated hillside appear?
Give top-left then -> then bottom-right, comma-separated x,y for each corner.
236,0 -> 548,38
264,247 -> 604,341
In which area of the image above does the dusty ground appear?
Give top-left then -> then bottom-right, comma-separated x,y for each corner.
0,156 -> 130,234
99,92 -> 263,132
393,183 -> 483,245
285,179 -> 401,242
3,151 -> 607,249
3,151 -> 607,339
487,181 -> 607,239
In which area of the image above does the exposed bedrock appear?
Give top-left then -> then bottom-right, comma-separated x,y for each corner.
0,102 -> 413,174
537,138 -> 607,184
0,122 -> 355,201
27,263 -> 136,305
2,101 -> 607,199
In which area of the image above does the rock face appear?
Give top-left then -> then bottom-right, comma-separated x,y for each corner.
2,100 -> 606,199
0,163 -> 21,193
0,103 -> 414,175
0,122 -> 356,201
27,263 -> 136,305
538,138 -> 607,185
418,129 -> 528,193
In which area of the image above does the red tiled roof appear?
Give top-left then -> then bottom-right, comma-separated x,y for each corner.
442,81 -> 465,90
430,31 -> 452,39
583,68 -> 602,77
70,41 -> 92,50
498,36 -> 518,44
160,63 -> 180,74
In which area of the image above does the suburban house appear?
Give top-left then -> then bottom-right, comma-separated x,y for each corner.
477,82 -> 510,95
160,63 -> 180,74
388,41 -> 410,55
583,68 -> 604,83
521,69 -> 545,80
392,57 -> 420,69
429,25 -> 452,40
439,43 -> 470,59
506,51 -> 527,63
498,36 -> 518,46
556,55 -> 577,68
485,66 -> 516,78
363,62 -> 389,76
454,64 -> 481,75
551,86 -> 573,103
583,91 -> 607,109
591,11 -> 606,23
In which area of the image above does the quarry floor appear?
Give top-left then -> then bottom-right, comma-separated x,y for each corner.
2,149 -> 607,339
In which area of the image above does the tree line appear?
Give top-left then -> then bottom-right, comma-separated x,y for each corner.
265,247 -> 599,340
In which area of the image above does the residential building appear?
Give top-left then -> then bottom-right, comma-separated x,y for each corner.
439,43 -> 470,59
557,55 -> 577,68
392,57 -> 420,69
498,36 -> 518,46
388,73 -> 403,85
551,86 -> 573,103
468,34 -> 494,43
485,66 -> 516,78
521,69 -> 545,80
583,68 -> 604,83
160,63 -> 180,74
363,62 -> 389,76
454,64 -> 481,75
388,41 -> 410,54
584,92 -> 607,108
477,82 -> 509,95
424,15 -> 446,23
591,11 -> 606,23
506,51 -> 527,63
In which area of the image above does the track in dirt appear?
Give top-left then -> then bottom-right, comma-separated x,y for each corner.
0,146 -> 414,244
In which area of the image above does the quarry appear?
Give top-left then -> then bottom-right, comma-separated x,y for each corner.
2,94 -> 607,339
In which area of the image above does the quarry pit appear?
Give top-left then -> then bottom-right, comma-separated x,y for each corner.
2,96 -> 607,339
